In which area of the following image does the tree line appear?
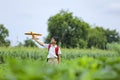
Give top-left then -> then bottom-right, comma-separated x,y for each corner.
45,10 -> 120,49
0,10 -> 120,49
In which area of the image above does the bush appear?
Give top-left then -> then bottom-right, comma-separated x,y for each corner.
106,43 -> 120,54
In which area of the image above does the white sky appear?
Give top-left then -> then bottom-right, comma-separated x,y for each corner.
0,0 -> 120,46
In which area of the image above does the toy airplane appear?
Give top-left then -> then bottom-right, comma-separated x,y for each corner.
25,31 -> 42,39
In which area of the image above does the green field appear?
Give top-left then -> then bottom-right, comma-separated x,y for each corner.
0,43 -> 120,80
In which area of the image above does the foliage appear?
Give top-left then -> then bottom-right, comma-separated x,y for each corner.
104,29 -> 120,43
46,10 -> 90,48
23,38 -> 38,47
0,44 -> 120,80
45,10 -> 120,49
0,24 -> 10,47
106,43 -> 120,53
1,56 -> 120,80
87,27 -> 107,49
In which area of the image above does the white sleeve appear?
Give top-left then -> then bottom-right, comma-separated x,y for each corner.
58,47 -> 61,54
32,40 -> 49,48
32,40 -> 42,48
43,44 -> 49,48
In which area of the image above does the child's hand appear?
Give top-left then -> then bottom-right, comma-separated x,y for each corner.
32,35 -> 39,40
32,37 -> 37,40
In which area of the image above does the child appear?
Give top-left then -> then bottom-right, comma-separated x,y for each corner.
33,36 -> 61,64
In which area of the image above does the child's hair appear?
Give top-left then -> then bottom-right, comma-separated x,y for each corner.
53,36 -> 59,44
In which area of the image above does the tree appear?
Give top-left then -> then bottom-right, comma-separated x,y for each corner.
87,27 -> 107,49
15,42 -> 24,47
46,10 -> 90,48
104,29 -> 120,43
24,38 -> 38,47
45,10 -> 120,49
0,24 -> 10,47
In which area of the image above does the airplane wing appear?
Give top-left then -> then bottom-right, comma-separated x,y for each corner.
25,32 -> 42,36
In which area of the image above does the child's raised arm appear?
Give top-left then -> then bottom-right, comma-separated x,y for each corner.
32,38 -> 44,46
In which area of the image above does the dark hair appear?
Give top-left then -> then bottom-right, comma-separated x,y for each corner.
53,36 -> 59,44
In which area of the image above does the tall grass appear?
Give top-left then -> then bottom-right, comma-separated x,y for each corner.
0,47 -> 119,61
0,43 -> 120,80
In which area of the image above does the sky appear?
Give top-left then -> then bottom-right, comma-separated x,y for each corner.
0,0 -> 120,46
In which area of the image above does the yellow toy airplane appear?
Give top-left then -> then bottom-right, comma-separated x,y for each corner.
25,31 -> 42,39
